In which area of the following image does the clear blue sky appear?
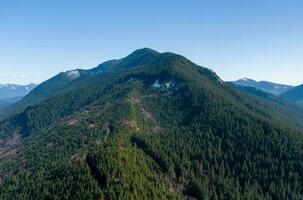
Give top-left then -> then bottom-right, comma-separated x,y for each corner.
0,0 -> 302,85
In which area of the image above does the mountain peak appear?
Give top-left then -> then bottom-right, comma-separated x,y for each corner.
91,48 -> 160,73
126,48 -> 160,60
130,47 -> 159,55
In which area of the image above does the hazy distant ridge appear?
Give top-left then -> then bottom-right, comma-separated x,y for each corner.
231,78 -> 293,95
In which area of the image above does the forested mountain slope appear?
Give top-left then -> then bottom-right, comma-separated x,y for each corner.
0,48 -> 303,200
230,84 -> 303,130
281,84 -> 303,106
0,96 -> 22,110
0,70 -> 86,119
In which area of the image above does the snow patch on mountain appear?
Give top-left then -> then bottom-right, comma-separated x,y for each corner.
152,80 -> 161,88
151,80 -> 177,90
66,70 -> 80,79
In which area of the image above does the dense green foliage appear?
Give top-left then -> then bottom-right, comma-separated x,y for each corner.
1,48 -> 303,199
87,137 -> 180,200
230,84 -> 303,130
0,71 -> 86,119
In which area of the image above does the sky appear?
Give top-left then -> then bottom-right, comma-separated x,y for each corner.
0,0 -> 303,86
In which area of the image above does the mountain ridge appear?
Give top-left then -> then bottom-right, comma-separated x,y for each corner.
231,78 -> 294,95
1,48 -> 303,199
0,48 -> 207,118
0,83 -> 37,99
281,84 -> 303,104
0,83 -> 37,111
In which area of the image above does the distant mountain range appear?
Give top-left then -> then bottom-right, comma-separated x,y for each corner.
231,78 -> 303,106
231,78 -> 293,95
0,83 -> 37,110
0,83 -> 36,99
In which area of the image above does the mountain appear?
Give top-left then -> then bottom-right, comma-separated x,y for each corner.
0,49 -> 160,118
231,78 -> 293,95
0,83 -> 36,99
280,84 -> 303,105
230,84 -> 303,129
1,48 -> 303,199
0,83 -> 36,111
0,96 -> 23,110
0,70 -> 86,118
